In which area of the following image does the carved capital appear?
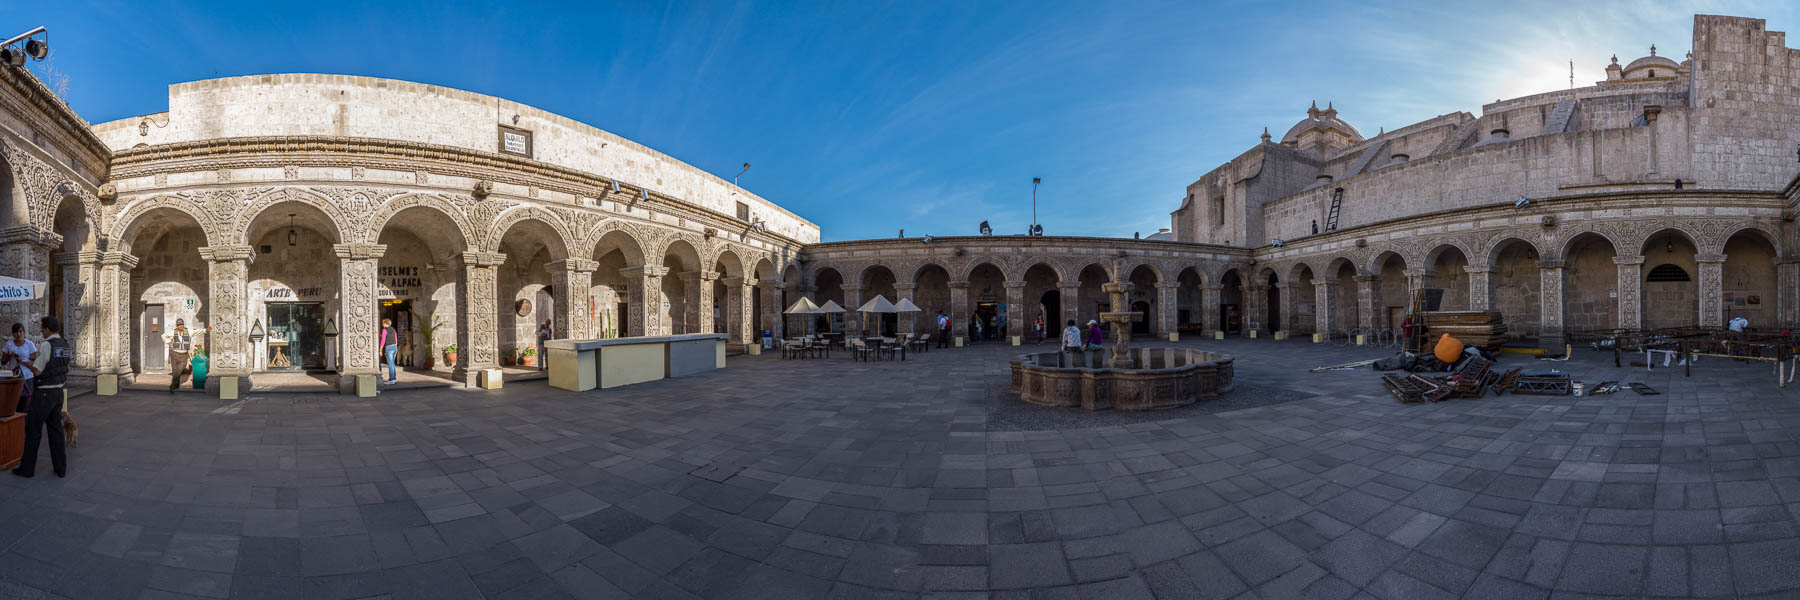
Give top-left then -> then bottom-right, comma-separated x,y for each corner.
722,276 -> 755,287
1003,280 -> 1027,290
621,265 -> 669,278
98,251 -> 140,269
334,243 -> 389,260
1464,265 -> 1497,274
199,245 -> 258,262
1613,255 -> 1647,266
459,251 -> 507,267
51,250 -> 97,265
548,258 -> 599,273
948,281 -> 969,289
1154,282 -> 1180,290
1537,259 -> 1565,270
1695,253 -> 1727,264
1353,275 -> 1378,283
756,280 -> 783,290
838,283 -> 865,292
894,283 -> 918,291
1203,284 -> 1224,291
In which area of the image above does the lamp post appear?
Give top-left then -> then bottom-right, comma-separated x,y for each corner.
1031,177 -> 1041,235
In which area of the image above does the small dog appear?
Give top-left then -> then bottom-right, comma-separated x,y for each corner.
62,411 -> 77,447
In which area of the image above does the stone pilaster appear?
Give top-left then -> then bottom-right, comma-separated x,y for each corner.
677,270 -> 718,335
1056,283 -> 1081,330
621,265 -> 667,336
1696,253 -> 1725,327
1245,284 -> 1267,332
0,227 -> 54,335
1354,275 -> 1379,329
1314,280 -> 1336,334
1779,257 -> 1800,326
759,280 -> 783,339
894,283 -> 919,335
197,245 -> 256,393
1614,255 -> 1645,330
52,250 -> 98,372
1465,266 -> 1495,311
839,283 -> 865,335
722,276 -> 755,345
455,251 -> 506,387
1004,280 -> 1026,340
1538,259 -> 1565,348
1154,282 -> 1178,337
336,243 -> 387,394
1201,284 -> 1222,334
948,280 -> 969,343
548,258 -> 597,340
1274,283 -> 1294,332
94,251 -> 139,394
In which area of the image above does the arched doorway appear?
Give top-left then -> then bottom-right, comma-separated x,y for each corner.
591,229 -> 646,338
1022,263 -> 1059,342
1375,253 -> 1406,334
967,263 -> 1005,341
244,203 -> 342,373
1489,239 -> 1541,340
860,264 -> 898,336
1290,265 -> 1316,334
662,239 -> 702,334
1128,265 -> 1158,336
493,217 -> 566,365
1722,230 -> 1778,327
1427,245 -> 1470,311
1262,270 -> 1280,333
1641,230 -> 1697,329
373,204 -> 467,373
1220,269 -> 1244,334
1563,233 -> 1618,333
118,207 -> 210,378
1176,267 -> 1204,334
811,268 -> 844,334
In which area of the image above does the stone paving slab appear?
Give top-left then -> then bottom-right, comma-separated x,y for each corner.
3,338 -> 1800,598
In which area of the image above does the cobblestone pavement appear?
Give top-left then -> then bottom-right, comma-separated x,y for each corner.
3,337 -> 1799,599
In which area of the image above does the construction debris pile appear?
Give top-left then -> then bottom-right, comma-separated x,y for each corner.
1418,311 -> 1508,350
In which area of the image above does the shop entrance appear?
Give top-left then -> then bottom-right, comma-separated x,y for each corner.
975,302 -> 1006,340
381,299 -> 414,367
266,302 -> 326,371
142,304 -> 166,371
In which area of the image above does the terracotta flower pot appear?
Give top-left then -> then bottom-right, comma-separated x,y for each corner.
443,352 -> 457,367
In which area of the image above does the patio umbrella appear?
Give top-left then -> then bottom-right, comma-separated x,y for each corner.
894,297 -> 922,334
818,300 -> 846,334
855,295 -> 899,335
783,297 -> 823,337
0,275 -> 46,303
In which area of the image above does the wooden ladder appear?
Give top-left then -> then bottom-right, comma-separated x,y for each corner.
1326,187 -> 1343,231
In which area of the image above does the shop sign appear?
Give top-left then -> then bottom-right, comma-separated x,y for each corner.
267,287 -> 323,300
379,266 -> 423,299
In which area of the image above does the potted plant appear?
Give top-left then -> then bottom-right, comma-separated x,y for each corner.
520,347 -> 537,367
500,348 -> 516,366
412,309 -> 440,369
442,344 -> 457,367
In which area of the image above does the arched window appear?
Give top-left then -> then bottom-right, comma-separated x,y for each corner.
1648,69 -> 1655,77
1646,264 -> 1690,282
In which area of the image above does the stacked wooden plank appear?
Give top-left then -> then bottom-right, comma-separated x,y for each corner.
1420,311 -> 1508,350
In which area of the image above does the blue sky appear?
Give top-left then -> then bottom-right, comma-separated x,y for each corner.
4,1 -> 1796,241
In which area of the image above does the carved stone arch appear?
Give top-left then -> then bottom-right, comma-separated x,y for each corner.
40,180 -> 102,251
1284,261 -> 1315,283
1690,219 -> 1751,255
1477,229 -> 1543,266
1128,260 -> 1167,283
364,193 -> 476,251
1016,260 -> 1068,283
1365,248 -> 1408,276
1717,223 -> 1785,256
107,194 -> 222,250
1422,238 -> 1477,267
1323,256 -> 1360,278
581,219 -> 650,267
650,230 -> 709,270
482,204 -> 576,258
1635,225 -> 1701,255
236,187 -> 353,245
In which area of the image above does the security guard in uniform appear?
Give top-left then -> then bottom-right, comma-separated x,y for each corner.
14,316 -> 69,478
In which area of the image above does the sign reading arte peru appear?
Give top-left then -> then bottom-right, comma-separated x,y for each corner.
266,287 -> 323,300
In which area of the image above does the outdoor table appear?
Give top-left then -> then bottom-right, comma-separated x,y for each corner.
0,376 -> 25,470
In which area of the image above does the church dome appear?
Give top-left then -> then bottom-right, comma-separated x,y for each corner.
1281,101 -> 1364,145
1621,45 -> 1680,78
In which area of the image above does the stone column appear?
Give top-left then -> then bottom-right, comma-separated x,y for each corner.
548,259 -> 596,340
1354,275 -> 1380,330
1201,284 -> 1222,334
894,283 -> 918,335
1057,283 -> 1081,330
94,251 -> 139,395
196,245 -> 255,397
51,250 -> 98,374
1314,280 -> 1336,335
621,265 -> 667,336
837,283 -> 864,335
1466,266 -> 1495,311
759,280 -> 782,340
1538,259 -> 1566,348
455,251 -> 506,388
1696,253 -> 1725,328
1275,283 -> 1295,333
1004,280 -> 1026,342
677,270 -> 718,335
1154,282 -> 1178,338
949,280 -> 969,344
1245,284 -> 1267,333
1779,257 -> 1799,326
721,276 -> 755,345
1614,255 -> 1644,330
335,243 -> 387,395
0,227 -> 53,334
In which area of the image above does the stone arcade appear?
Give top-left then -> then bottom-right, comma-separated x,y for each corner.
3,14 -> 1800,397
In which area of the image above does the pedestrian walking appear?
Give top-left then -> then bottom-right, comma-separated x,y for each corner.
1034,315 -> 1045,344
164,319 -> 192,392
536,319 -> 552,371
3,322 -> 37,412
14,316 -> 70,478
935,311 -> 951,348
971,314 -> 982,345
380,318 -> 399,384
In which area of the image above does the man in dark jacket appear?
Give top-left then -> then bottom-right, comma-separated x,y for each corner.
14,316 -> 70,478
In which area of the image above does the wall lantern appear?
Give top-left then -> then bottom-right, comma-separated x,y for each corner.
287,214 -> 297,247
323,317 -> 338,338
249,319 -> 264,341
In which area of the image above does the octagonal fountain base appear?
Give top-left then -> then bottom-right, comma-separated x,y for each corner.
1010,347 -> 1234,411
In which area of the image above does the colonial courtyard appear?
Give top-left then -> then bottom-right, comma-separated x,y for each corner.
4,339 -> 1798,599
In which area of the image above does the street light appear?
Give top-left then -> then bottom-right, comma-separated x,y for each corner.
1031,177 -> 1042,235
0,27 -> 48,67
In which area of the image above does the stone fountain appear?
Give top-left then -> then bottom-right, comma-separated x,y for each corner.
1009,259 -> 1234,411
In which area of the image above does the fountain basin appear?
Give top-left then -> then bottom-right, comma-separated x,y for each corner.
1010,347 -> 1234,411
